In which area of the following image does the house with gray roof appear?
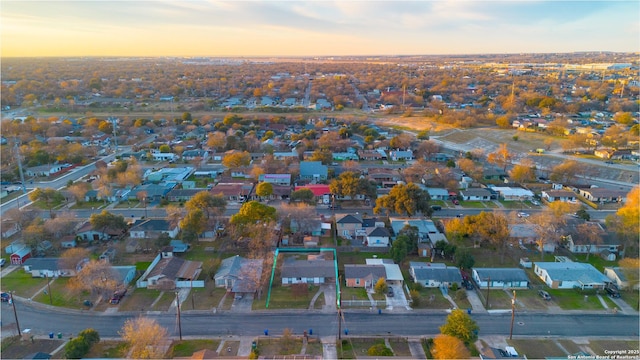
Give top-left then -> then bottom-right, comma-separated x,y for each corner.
410,262 -> 463,288
299,161 -> 328,181
22,258 -> 77,278
604,267 -> 637,290
460,188 -> 492,201
365,227 -> 391,247
534,261 -> 609,289
281,258 -> 335,285
344,264 -> 386,289
214,255 -> 264,294
472,268 -> 529,289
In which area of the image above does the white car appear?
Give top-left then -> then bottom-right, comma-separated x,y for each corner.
517,212 -> 529,218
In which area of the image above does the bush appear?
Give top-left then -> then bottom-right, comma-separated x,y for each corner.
78,328 -> 100,345
410,289 -> 421,306
451,282 -> 459,291
64,337 -> 90,359
367,344 -> 393,356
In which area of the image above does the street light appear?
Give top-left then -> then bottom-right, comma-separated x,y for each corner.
509,290 -> 517,340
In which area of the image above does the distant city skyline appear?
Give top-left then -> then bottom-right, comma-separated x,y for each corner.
1,1 -> 638,58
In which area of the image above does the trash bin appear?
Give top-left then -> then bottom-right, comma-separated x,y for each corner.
344,329 -> 349,335
467,308 -> 472,314
378,309 -> 382,315
264,329 -> 268,336
57,333 -> 62,339
49,332 -> 54,339
251,341 -> 257,350
309,329 -> 313,335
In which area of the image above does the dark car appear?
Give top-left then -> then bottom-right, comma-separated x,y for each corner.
110,289 -> 127,304
0,292 -> 10,302
605,284 -> 621,298
387,288 -> 394,297
452,199 -> 460,205
538,290 -> 551,301
431,205 -> 442,211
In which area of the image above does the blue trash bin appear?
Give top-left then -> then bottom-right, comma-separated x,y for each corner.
378,309 -> 382,315
344,329 -> 349,335
264,329 -> 268,336
309,329 -> 313,335
467,308 -> 472,314
49,332 -> 54,339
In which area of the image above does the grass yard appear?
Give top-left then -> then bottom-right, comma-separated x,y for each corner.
388,338 -> 412,357
556,339 -> 584,355
314,290 -> 326,309
114,200 -> 140,208
545,289 -> 607,310
337,251 -> 390,270
340,287 -> 369,301
512,289 -> 552,310
85,340 -> 129,358
621,289 -> 639,311
305,338 -> 324,356
475,288 -> 514,310
0,337 -> 63,360
572,254 -> 618,272
32,277 -> 91,310
0,269 -> 48,298
168,339 -> 220,357
348,337 -> 388,357
257,337 -> 303,356
70,200 -> 105,210
413,288 -> 452,309
460,201 -> 497,209
255,285 -> 317,310
151,291 -> 175,311
185,283 -> 227,310
507,339 -> 566,359
337,339 -> 356,359
588,340 -> 640,357
117,288 -> 161,312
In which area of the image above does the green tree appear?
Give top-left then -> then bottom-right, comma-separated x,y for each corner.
454,248 -> 475,270
439,308 -> 479,343
290,188 -> 315,204
230,201 -> 277,227
65,337 -> 90,359
390,235 -> 409,263
89,210 -> 127,238
417,130 -> 430,140
182,112 -> 192,122
473,212 -> 510,264
29,187 -> 65,218
185,191 -> 226,221
158,144 -> 171,153
397,225 -> 419,254
374,183 -> 431,217
255,182 -> 274,198
367,344 -> 393,356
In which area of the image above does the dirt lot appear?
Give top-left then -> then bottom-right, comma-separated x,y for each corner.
1,336 -> 63,359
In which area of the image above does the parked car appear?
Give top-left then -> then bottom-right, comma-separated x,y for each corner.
517,212 -> 530,218
0,258 -> 5,267
538,290 -> 551,301
431,205 -> 442,211
605,284 -> 621,298
452,199 -> 460,205
110,289 -> 127,304
0,292 -> 10,302
328,204 -> 341,210
387,288 -> 394,297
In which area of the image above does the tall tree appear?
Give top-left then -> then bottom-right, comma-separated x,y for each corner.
432,334 -> 470,360
390,235 -> 409,263
68,260 -> 119,298
185,191 -> 227,221
230,201 -> 277,228
439,308 -> 479,343
474,212 -> 510,264
179,209 -> 206,243
486,143 -> 513,172
550,160 -> 581,184
222,150 -> 251,170
574,223 -> 603,261
290,188 -> 315,204
374,182 -> 431,217
509,158 -> 536,184
255,182 -> 274,199
89,210 -> 127,238
120,317 -> 169,359
59,248 -> 91,272
611,186 -> 639,256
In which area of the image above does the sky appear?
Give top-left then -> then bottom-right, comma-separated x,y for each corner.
1,1 -> 639,57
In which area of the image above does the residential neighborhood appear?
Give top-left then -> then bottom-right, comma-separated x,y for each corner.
1,52 -> 638,359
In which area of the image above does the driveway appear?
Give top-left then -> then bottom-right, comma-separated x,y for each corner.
385,285 -> 409,310
230,293 -> 253,313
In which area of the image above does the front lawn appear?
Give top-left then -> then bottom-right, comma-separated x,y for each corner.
0,269 -> 48,298
256,285 -> 317,310
507,339 -> 566,359
85,340 -> 129,358
152,291 -> 176,311
168,339 -> 220,358
475,288 -> 513,310
257,337 -> 303,356
621,289 -> 639,311
512,289 -> 552,310
412,288 -> 452,309
117,288 -> 161,312
32,277 -> 91,310
185,283 -> 227,310
545,289 -> 607,310
70,200 -> 106,210
340,287 -> 369,301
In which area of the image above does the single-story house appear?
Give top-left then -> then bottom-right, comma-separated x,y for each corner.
344,264 -> 386,289
365,258 -> 404,287
294,184 -> 330,203
60,235 -> 77,249
576,188 -> 627,204
141,255 -> 203,290
472,268 -> 529,289
1,219 -> 20,238
22,258 -> 76,278
534,261 -> 610,289
389,150 -> 413,161
210,181 -> 255,202
169,240 -> 190,253
112,265 -> 136,286
76,221 -> 125,242
389,218 -> 439,243
364,226 -> 391,247
281,258 -> 335,285
299,161 -> 328,181
25,164 -> 64,177
410,262 -> 463,288
459,188 -> 492,201
129,219 -> 179,239
214,255 -> 264,294
166,188 -> 202,202
5,240 -> 26,255
258,174 -> 292,186
425,188 -> 449,201
541,189 -> 577,203
509,224 -> 538,245
604,267 -> 637,290
490,187 -> 535,201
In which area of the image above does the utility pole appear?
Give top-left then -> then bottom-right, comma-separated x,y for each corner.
509,290 -> 517,340
332,194 -> 337,247
46,274 -> 53,305
10,292 -> 21,336
175,291 -> 182,341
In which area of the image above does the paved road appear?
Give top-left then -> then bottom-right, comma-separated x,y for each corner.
2,299 -> 637,339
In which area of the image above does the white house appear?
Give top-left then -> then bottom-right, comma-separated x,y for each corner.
459,188 -> 492,201
25,164 -> 64,177
389,150 -> 414,161
534,261 -> 610,289
491,187 -> 535,201
281,259 -> 335,285
366,258 -> 403,287
364,226 -> 391,247
604,267 -> 637,290
542,189 -> 577,203
472,268 -> 529,289
151,152 -> 178,161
